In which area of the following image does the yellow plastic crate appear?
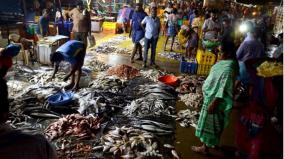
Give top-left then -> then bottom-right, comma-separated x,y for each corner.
196,49 -> 216,65
103,22 -> 117,30
197,64 -> 213,76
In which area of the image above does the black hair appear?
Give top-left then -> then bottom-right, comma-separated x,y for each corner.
194,9 -> 198,15
0,79 -> 9,114
50,52 -> 63,63
220,39 -> 236,59
77,1 -> 83,6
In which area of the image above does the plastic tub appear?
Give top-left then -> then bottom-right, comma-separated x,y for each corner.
48,91 -> 74,106
158,75 -> 179,87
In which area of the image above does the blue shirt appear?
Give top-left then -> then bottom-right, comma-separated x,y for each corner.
131,11 -> 147,31
141,16 -> 160,39
236,37 -> 265,62
38,16 -> 49,36
56,40 -> 85,64
2,44 -> 21,57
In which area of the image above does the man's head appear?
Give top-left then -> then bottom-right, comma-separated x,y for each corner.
222,18 -> 230,28
135,3 -> 142,12
50,52 -> 63,66
150,2 -> 157,17
0,79 -> 9,123
210,11 -> 217,21
76,1 -> 84,11
220,39 -> 236,59
42,9 -> 49,18
194,9 -> 199,17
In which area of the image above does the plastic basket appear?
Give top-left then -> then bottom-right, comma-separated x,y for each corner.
197,64 -> 213,76
179,58 -> 198,74
196,49 -> 216,65
103,22 -> 117,30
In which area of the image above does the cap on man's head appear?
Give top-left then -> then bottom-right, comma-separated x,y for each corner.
77,1 -> 83,6
150,2 -> 157,8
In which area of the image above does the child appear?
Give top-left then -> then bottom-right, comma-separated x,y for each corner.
186,25 -> 199,59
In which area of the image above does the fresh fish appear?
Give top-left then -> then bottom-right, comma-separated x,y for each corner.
121,154 -> 135,159
28,112 -> 60,119
163,144 -> 174,149
171,149 -> 180,159
92,145 -> 103,151
103,145 -> 110,152
140,120 -> 173,130
137,124 -> 173,134
160,51 -> 182,60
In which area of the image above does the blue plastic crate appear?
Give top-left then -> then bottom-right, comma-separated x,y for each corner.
179,59 -> 197,74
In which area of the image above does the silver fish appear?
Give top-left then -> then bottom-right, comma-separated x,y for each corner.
92,145 -> 103,151
171,150 -> 180,159
121,154 -> 136,159
163,144 -> 174,149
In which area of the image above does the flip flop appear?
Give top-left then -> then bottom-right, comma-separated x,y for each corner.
191,146 -> 209,155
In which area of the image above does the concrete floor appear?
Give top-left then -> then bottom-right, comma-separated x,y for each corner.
90,33 -> 242,159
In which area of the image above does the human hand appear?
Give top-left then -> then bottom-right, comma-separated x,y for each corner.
207,103 -> 215,114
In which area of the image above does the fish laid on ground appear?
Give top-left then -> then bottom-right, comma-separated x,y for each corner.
98,126 -> 163,158
44,114 -> 101,140
123,97 -> 175,118
176,109 -> 199,128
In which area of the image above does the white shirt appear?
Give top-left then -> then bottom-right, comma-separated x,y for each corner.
202,18 -> 220,40
141,16 -> 160,39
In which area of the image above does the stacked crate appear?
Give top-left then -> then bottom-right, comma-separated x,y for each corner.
196,50 -> 216,75
179,57 -> 198,74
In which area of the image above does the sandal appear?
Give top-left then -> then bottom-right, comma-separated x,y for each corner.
191,146 -> 209,155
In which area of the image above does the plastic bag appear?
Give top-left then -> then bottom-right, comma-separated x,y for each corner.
87,34 -> 96,48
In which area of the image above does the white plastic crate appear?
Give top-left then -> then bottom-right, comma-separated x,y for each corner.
37,43 -> 58,65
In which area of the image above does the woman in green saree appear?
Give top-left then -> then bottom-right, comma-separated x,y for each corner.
192,40 -> 239,155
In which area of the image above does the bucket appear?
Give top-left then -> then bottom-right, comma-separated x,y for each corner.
79,68 -> 92,88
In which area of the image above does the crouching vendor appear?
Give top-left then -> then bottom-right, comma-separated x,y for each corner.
50,40 -> 86,91
0,44 -> 21,78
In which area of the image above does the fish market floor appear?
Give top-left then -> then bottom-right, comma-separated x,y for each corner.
91,33 -> 237,159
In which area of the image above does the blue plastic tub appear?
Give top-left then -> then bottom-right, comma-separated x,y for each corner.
48,91 -> 74,106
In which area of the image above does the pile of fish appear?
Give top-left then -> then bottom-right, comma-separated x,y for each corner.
45,114 -> 101,140
95,126 -> 163,158
133,119 -> 174,135
107,64 -> 140,80
140,69 -> 165,82
176,75 -> 204,94
93,35 -> 131,55
13,83 -> 61,101
29,71 -> 67,86
84,59 -> 110,72
138,84 -> 177,100
123,97 -> 175,118
89,76 -> 126,93
75,89 -> 130,115
176,109 -> 199,128
180,93 -> 203,109
160,52 -> 182,61
176,75 -> 205,108
56,139 -> 93,158
7,80 -> 30,97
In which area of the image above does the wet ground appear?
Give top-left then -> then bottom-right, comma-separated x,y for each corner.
91,33 -> 239,159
